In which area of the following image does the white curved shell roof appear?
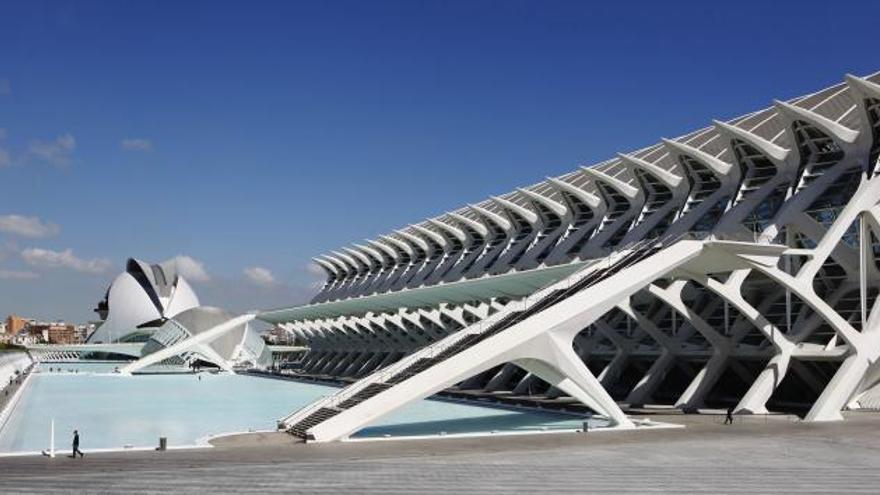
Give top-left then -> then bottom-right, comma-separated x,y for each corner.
88,258 -> 201,344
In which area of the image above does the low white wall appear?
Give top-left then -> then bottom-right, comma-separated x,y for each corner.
0,352 -> 32,389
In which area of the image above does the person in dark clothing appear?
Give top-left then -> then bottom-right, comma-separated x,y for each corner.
724,405 -> 735,425
71,430 -> 84,458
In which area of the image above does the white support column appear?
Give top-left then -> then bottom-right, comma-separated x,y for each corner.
516,331 -> 633,427
625,351 -> 675,407
355,352 -> 386,377
598,350 -> 629,388
806,353 -> 871,421
680,268 -> 799,414
376,351 -> 400,369
511,373 -> 544,395
592,319 -> 634,389
342,352 -> 372,377
546,332 -> 599,399
484,363 -> 520,392
646,280 -> 731,409
675,352 -> 727,410
735,351 -> 791,414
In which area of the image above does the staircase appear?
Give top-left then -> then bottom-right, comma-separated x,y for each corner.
281,237 -> 673,439
287,407 -> 341,438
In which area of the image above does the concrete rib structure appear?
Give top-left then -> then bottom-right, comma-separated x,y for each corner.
261,72 -> 880,442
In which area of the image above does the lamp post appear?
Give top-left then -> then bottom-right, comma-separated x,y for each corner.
49,418 -> 55,458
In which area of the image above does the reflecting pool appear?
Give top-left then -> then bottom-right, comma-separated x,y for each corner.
0,363 -> 597,453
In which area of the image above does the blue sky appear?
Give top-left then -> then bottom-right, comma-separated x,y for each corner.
1,0 -> 878,322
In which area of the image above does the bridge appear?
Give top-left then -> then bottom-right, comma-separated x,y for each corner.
26,343 -> 145,361
26,340 -> 307,370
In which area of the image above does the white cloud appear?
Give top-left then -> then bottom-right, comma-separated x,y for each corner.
0,215 -> 60,238
0,269 -> 39,280
28,133 -> 76,166
21,247 -> 111,274
171,255 -> 210,282
0,79 -> 10,95
120,138 -> 153,152
243,266 -> 276,287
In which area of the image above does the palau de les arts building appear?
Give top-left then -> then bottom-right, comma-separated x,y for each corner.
33,72 -> 880,443
38,258 -> 274,371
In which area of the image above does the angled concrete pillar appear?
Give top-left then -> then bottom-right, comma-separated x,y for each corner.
512,373 -> 544,395
519,331 -> 634,427
735,352 -> 791,414
626,351 -> 675,407
806,354 -> 871,421
328,352 -> 356,376
342,352 -> 372,377
484,363 -> 520,392
675,353 -> 728,410
356,352 -> 388,376
459,368 -> 495,390
598,350 -> 629,388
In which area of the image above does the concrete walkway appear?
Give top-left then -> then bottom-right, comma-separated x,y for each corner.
2,412 -> 880,493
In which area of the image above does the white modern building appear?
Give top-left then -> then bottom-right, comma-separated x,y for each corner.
259,72 -> 880,442
29,258 -> 273,371
89,258 -> 201,344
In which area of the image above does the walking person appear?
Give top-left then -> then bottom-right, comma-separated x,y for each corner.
71,430 -> 85,458
724,405 -> 735,425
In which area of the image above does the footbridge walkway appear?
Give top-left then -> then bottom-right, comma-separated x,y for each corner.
26,341 -> 307,366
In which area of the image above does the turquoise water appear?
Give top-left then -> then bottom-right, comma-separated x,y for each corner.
0,364 -> 595,453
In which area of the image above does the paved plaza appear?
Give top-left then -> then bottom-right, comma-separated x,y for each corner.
2,411 -> 880,493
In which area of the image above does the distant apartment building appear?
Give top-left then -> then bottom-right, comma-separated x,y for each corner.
4,315 -> 31,336
3,314 -> 92,345
49,324 -> 79,344
27,323 -> 80,345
